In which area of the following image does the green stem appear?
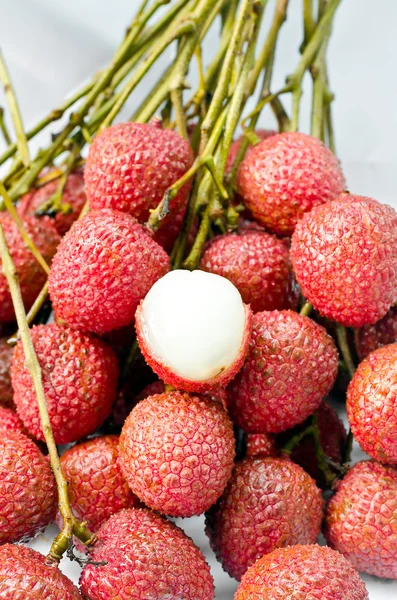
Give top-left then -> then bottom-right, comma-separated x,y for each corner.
299,301 -> 313,317
335,324 -> 356,378
303,0 -> 315,46
310,27 -> 331,139
170,88 -> 188,139
8,281 -> 49,346
0,107 -> 12,145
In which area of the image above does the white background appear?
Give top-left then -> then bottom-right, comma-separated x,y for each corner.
1,1 -> 396,598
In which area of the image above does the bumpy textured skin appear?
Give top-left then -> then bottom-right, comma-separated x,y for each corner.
0,544 -> 82,599
84,122 -> 194,222
18,169 -> 86,235
0,406 -> 26,434
135,301 -> 252,393
237,132 -> 345,236
80,508 -> 214,600
354,306 -> 397,360
234,544 -> 368,600
60,435 -> 140,531
291,194 -> 397,327
346,344 -> 397,463
48,209 -> 170,334
11,323 -> 119,444
228,311 -> 338,433
246,433 -> 278,458
119,391 -> 235,517
205,457 -> 323,581
200,231 -> 298,313
325,460 -> 397,579
0,337 -> 14,407
135,380 -> 228,409
0,431 -> 57,543
0,213 -> 60,322
226,129 -> 276,173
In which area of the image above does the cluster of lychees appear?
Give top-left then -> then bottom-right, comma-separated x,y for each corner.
0,113 -> 396,600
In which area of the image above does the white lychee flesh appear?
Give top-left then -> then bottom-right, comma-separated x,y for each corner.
139,269 -> 246,381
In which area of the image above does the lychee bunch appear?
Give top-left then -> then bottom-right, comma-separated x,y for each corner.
200,230 -> 298,313
325,460 -> 397,579
354,306 -> 397,360
234,544 -> 368,600
228,310 -> 338,433
80,508 -> 214,600
206,457 -> 323,580
48,209 -> 170,334
11,323 -> 119,443
0,336 -> 14,407
0,213 -> 60,322
346,343 -> 397,464
119,391 -> 235,517
0,430 -> 57,543
291,194 -> 397,327
237,132 -> 346,236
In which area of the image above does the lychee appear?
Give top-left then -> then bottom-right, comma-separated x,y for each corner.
59,435 -> 141,532
236,132 -> 346,236
135,269 -> 252,393
227,310 -> 338,433
11,323 -> 119,444
246,433 -> 278,458
0,430 -> 57,543
205,457 -> 323,580
18,168 -> 86,235
80,508 -> 214,600
291,194 -> 397,327
234,544 -> 368,600
226,129 -> 276,174
325,460 -> 397,579
0,544 -> 82,599
0,405 -> 26,434
346,343 -> 397,464
0,337 -> 14,407
200,231 -> 298,313
354,306 -> 397,360
0,213 -> 60,322
119,391 -> 235,517
48,209 -> 170,334
84,122 -> 194,225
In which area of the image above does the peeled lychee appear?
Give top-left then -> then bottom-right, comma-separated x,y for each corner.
0,405 -> 26,434
84,122 -> 194,224
0,213 -> 60,322
325,460 -> 397,579
246,433 -> 278,458
18,168 -> 86,235
200,231 -> 298,313
346,344 -> 397,464
119,391 -> 235,517
48,209 -> 170,334
11,323 -> 118,444
59,435 -> 140,531
237,132 -> 346,236
354,306 -> 397,360
228,310 -> 338,433
205,457 -> 323,580
0,430 -> 57,543
0,544 -> 82,599
234,544 -> 368,600
0,337 -> 14,407
226,129 -> 276,174
80,508 -> 214,600
291,194 -> 397,327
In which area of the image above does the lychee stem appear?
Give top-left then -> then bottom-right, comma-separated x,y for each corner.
7,282 -> 49,346
0,106 -> 12,145
0,224 -> 95,562
299,301 -> 313,317
335,324 -> 356,378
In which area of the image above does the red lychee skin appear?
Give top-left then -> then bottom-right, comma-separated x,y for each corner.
0,405 -> 26,435
135,301 -> 252,394
135,379 -> 228,410
119,391 -> 235,517
226,129 -> 276,174
0,213 -> 60,322
59,435 -> 141,531
11,323 -> 119,444
346,344 -> 397,464
205,457 -> 323,581
0,337 -> 14,407
291,194 -> 397,327
18,168 -> 86,235
354,306 -> 397,361
227,310 -> 338,433
324,460 -> 397,579
0,430 -> 57,543
234,544 -> 368,600
84,122 -> 194,223
246,433 -> 279,458
80,508 -> 214,600
48,209 -> 170,334
237,132 -> 346,236
200,231 -> 299,313
0,544 -> 83,599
